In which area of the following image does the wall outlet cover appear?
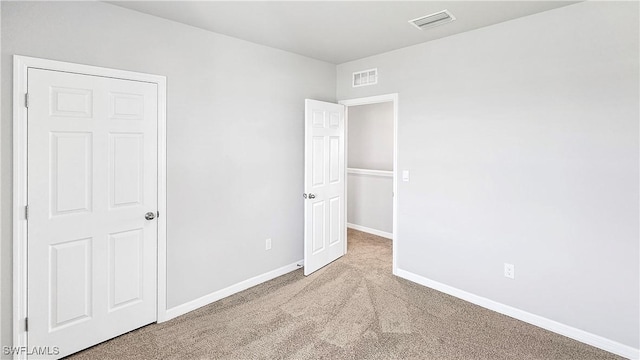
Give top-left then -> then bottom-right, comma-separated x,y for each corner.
504,263 -> 515,279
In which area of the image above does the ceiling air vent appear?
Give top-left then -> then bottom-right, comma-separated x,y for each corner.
353,68 -> 377,88
409,10 -> 455,30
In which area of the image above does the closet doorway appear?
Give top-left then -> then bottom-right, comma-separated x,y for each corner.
340,94 -> 398,273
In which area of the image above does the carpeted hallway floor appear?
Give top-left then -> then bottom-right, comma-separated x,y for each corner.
68,229 -> 621,359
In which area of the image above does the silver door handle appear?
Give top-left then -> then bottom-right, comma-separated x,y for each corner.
145,212 -> 156,220
308,194 -> 316,199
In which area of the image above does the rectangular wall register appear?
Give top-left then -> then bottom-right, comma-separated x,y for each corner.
352,69 -> 378,87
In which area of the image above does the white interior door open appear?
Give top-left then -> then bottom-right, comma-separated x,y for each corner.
304,99 -> 346,276
27,68 -> 158,359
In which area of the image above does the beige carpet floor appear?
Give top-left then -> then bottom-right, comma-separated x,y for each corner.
68,229 -> 621,359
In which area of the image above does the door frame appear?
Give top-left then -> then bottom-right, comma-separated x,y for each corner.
339,93 -> 398,274
12,55 -> 168,357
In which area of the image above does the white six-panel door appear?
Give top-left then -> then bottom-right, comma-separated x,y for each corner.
27,68 -> 158,359
304,99 -> 346,276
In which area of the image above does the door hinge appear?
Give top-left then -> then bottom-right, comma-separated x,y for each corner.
25,317 -> 28,332
25,93 -> 29,108
25,205 -> 29,220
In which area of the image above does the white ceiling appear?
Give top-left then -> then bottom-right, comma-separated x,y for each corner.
108,1 -> 578,64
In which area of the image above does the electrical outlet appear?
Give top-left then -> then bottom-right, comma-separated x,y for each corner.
265,238 -> 272,250
504,263 -> 515,279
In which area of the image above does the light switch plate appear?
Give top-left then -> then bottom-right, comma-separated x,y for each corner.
402,170 -> 410,182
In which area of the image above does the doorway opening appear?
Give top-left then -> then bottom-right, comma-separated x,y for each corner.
340,94 -> 398,273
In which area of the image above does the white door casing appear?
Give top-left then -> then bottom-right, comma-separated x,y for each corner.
303,99 -> 346,276
13,56 -> 167,360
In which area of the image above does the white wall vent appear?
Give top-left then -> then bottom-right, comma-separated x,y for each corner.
352,68 -> 377,87
409,10 -> 455,30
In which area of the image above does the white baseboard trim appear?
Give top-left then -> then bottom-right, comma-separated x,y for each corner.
395,268 -> 639,360
164,260 -> 304,321
347,223 -> 393,240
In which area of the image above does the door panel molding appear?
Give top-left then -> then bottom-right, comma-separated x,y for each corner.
303,100 -> 346,276
12,55 -> 167,359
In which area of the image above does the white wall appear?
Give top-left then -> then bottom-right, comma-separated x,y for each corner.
0,1 -> 335,351
0,2 -> 3,352
338,1 -> 639,352
347,173 -> 392,234
347,102 -> 393,234
348,103 -> 393,170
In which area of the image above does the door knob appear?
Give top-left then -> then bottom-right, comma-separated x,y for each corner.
308,193 -> 316,199
145,212 -> 156,220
